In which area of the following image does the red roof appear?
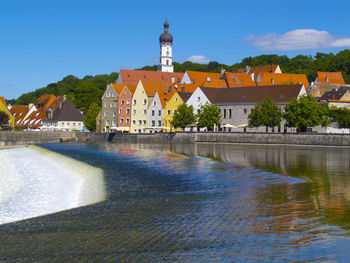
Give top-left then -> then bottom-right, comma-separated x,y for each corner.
184,71 -> 221,85
118,69 -> 184,86
224,72 -> 256,87
317,72 -> 345,84
257,73 -> 309,90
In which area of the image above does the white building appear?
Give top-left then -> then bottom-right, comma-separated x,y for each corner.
158,20 -> 173,73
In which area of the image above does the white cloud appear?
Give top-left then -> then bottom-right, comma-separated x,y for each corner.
247,29 -> 350,51
1,82 -> 15,88
186,55 -> 211,64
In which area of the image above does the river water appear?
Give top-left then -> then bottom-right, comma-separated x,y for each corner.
1,142 -> 350,262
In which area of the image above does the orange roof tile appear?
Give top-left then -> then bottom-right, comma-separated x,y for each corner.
317,72 -> 345,84
111,83 -> 126,95
119,69 -> 184,86
34,94 -> 56,109
185,71 -> 221,85
9,105 -> 30,128
0,96 -> 8,108
236,64 -> 280,74
224,72 -> 256,87
257,73 -> 309,90
202,79 -> 228,88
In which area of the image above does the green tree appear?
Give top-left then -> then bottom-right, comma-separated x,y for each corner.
248,97 -> 281,132
84,102 -> 100,132
329,107 -> 350,128
197,103 -> 221,131
283,94 -> 330,132
0,111 -> 9,127
74,82 -> 103,113
171,103 -> 196,130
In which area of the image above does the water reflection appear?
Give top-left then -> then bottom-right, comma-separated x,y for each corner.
0,142 -> 350,262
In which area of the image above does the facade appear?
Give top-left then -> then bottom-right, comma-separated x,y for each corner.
42,98 -> 84,131
117,85 -> 135,132
130,81 -> 150,133
0,96 -> 14,129
100,83 -> 123,132
158,20 -> 173,72
147,91 -> 164,133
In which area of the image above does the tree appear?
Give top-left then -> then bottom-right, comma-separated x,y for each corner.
171,103 -> 196,130
197,103 -> 221,131
74,82 -> 103,113
0,111 -> 9,127
283,94 -> 330,132
329,107 -> 350,128
248,97 -> 281,132
84,102 -> 100,132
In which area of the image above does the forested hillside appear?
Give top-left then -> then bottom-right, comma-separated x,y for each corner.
8,50 -> 350,113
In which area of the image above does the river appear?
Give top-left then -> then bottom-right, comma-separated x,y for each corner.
0,142 -> 350,262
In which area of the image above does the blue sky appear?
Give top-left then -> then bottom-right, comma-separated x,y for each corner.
1,0 -> 350,99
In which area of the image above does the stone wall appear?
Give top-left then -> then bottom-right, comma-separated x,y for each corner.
1,131 -> 350,147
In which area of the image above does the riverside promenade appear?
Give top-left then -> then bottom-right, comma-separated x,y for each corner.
1,131 -> 350,147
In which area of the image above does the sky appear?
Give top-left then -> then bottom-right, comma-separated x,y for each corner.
1,0 -> 350,100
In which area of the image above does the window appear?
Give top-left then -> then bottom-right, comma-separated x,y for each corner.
104,111 -> 108,117
169,86 -> 172,92
152,110 -> 155,116
114,102 -> 118,108
126,118 -> 129,124
167,109 -> 171,115
121,100 -> 125,105
158,120 -> 161,126
132,120 -> 136,125
197,109 -> 200,114
223,109 -> 226,119
113,112 -> 116,117
159,110 -> 162,116
244,109 -> 247,114
61,122 -> 64,126
174,110 -> 177,114
174,97 -> 177,102
197,97 -> 200,102
119,108 -> 122,114
78,123 -> 81,126
138,120 -> 142,125
126,108 -> 130,114
127,100 -> 130,105
143,99 -> 147,105
152,120 -> 155,127
106,120 -> 110,126
104,102 -> 107,108
110,102 -> 113,108
143,120 -> 146,125
120,118 -> 124,124
229,109 -> 232,119
133,109 -> 136,115
133,99 -> 136,105
152,101 -> 156,106
112,120 -> 116,126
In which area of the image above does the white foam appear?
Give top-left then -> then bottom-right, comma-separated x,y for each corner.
0,145 -> 106,225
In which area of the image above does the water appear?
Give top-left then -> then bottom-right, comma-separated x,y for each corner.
0,142 -> 350,262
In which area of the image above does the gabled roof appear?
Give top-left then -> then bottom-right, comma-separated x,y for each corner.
200,84 -> 303,104
34,94 -> 56,109
111,83 -> 125,95
46,100 -> 83,122
178,92 -> 192,103
184,71 -> 221,85
202,79 -> 228,88
319,87 -> 350,101
257,73 -> 309,90
224,72 -> 256,87
0,96 -> 8,108
236,64 -> 281,74
118,69 -> 184,86
316,72 -> 345,84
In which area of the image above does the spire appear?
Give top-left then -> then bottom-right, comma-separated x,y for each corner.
164,18 -> 169,32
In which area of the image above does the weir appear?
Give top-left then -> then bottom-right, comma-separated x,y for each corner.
0,145 -> 106,225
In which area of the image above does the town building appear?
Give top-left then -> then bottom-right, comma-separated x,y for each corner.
117,84 -> 136,132
158,20 -> 174,72
0,96 -> 14,129
147,90 -> 165,133
41,97 -> 84,131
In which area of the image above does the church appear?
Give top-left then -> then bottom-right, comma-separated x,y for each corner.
158,20 -> 174,72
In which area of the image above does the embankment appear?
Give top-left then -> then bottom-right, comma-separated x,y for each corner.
1,131 -> 350,147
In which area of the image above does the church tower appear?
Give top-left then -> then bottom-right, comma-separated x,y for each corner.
158,20 -> 173,72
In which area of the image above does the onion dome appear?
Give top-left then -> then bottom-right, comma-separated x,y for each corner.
159,20 -> 173,43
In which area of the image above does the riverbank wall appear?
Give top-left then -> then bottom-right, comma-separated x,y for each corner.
1,131 -> 350,147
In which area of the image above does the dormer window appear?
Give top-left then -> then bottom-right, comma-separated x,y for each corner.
326,76 -> 329,83
271,78 -> 275,85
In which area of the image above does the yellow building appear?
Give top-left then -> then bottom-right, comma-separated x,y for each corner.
0,96 -> 14,129
163,92 -> 192,132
